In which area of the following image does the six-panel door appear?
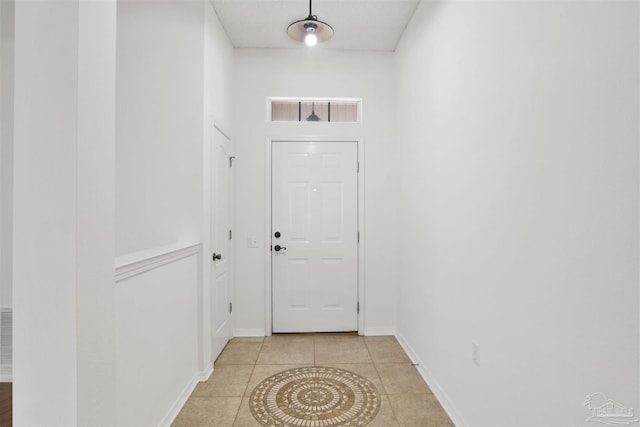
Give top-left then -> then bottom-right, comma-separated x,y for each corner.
211,129 -> 233,361
272,141 -> 358,333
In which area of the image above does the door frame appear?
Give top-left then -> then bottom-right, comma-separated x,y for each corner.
264,136 -> 365,336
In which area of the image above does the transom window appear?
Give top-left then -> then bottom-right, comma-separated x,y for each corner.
270,99 -> 359,123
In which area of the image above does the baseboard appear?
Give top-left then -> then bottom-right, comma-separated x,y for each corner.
159,363 -> 212,427
394,332 -> 467,427
232,327 -> 395,337
363,327 -> 396,336
233,328 -> 266,337
198,362 -> 213,382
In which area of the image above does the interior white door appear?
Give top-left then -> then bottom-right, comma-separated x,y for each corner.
211,128 -> 233,360
272,141 -> 358,333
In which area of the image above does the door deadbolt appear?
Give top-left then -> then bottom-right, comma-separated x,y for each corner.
212,253 -> 222,261
274,245 -> 286,252
274,231 -> 281,238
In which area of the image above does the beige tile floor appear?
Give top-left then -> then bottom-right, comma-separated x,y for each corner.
173,334 -> 454,427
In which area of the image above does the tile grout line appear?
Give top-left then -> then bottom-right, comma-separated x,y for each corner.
364,338 -> 390,417
366,337 -> 403,425
231,338 -> 264,427
178,336 -> 452,426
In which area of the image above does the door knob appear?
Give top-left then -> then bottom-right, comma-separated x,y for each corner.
212,253 -> 222,261
274,245 -> 286,252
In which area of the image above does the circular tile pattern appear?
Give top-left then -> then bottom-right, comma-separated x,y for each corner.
250,366 -> 380,427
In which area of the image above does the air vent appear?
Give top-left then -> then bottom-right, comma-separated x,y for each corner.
0,308 -> 12,381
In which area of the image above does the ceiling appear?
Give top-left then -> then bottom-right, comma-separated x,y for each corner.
210,0 -> 420,51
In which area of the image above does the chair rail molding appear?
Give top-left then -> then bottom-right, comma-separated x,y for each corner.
115,242 -> 201,283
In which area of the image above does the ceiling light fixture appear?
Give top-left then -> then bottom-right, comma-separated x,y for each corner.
287,0 -> 333,46
306,103 -> 320,121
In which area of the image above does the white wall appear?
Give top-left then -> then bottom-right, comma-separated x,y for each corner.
0,0 -> 13,311
13,1 -> 117,424
115,249 -> 200,426
201,0 -> 234,366
76,1 -> 118,424
115,1 -> 233,424
394,1 -> 639,425
14,3 -> 80,421
232,48 -> 398,335
12,0 -> 233,423
11,0 -> 232,423
116,0 -> 205,257
204,1 -> 233,133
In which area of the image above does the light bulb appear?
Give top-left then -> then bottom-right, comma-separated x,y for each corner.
304,33 -> 317,46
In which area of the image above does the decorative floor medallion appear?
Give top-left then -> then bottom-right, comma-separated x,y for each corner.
250,366 -> 381,426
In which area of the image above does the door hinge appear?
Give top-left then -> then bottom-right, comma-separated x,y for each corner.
357,232 -> 360,243
229,156 -> 236,167
357,161 -> 360,173
229,302 -> 233,313
357,301 -> 360,314
229,229 -> 232,240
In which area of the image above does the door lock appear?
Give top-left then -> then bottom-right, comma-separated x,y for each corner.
274,245 -> 286,252
212,253 -> 222,261
274,231 -> 281,238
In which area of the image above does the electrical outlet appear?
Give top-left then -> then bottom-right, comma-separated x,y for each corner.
472,343 -> 480,366
247,236 -> 259,248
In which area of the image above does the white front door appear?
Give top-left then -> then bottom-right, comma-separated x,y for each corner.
211,128 -> 233,360
272,141 -> 358,333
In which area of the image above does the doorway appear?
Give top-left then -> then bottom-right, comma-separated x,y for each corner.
270,140 -> 359,333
